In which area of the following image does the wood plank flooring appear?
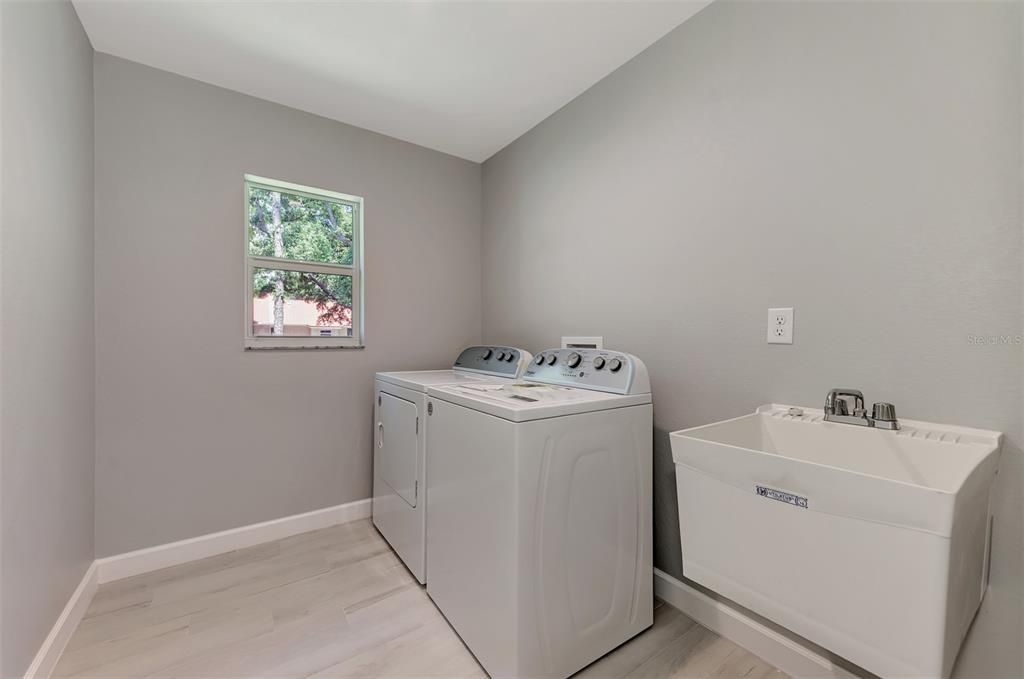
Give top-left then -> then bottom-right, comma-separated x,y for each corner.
54,520 -> 787,678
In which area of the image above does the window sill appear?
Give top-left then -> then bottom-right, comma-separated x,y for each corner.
245,339 -> 365,350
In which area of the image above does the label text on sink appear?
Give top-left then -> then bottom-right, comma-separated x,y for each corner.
755,485 -> 808,509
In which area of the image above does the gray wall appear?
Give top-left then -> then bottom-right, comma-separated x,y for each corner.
481,2 -> 1022,676
94,55 -> 482,556
0,2 -> 95,676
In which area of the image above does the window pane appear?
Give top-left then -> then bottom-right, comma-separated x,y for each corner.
252,268 -> 353,337
248,186 -> 354,266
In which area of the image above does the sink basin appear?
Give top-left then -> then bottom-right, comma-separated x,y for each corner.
671,404 -> 1003,679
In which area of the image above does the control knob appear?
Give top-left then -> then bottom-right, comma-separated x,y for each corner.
608,358 -> 623,372
546,354 -> 557,365
535,355 -> 545,365
567,352 -> 582,368
497,351 -> 507,361
593,357 -> 606,370
482,348 -> 493,360
505,352 -> 515,362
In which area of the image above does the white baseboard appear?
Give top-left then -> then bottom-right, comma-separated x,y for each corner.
654,568 -> 859,679
96,498 -> 372,584
24,562 -> 99,679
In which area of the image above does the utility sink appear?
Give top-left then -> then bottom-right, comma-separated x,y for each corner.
671,404 -> 1003,679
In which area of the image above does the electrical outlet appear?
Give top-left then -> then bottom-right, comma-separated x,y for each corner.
767,307 -> 794,344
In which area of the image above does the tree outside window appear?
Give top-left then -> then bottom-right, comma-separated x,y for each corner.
244,176 -> 363,348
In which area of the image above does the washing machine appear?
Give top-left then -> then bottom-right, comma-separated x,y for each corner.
424,348 -> 653,679
372,345 -> 532,584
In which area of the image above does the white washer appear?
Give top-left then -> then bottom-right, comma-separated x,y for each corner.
425,348 -> 653,679
373,345 -> 532,584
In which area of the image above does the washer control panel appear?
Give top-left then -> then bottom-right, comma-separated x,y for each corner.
453,346 -> 531,378
523,349 -> 649,394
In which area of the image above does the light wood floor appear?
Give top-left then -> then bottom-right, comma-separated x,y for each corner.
55,520 -> 787,678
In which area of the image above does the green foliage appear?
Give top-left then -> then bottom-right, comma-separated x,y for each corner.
249,187 -> 355,325
249,187 -> 354,265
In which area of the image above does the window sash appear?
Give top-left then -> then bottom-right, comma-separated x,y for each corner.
245,174 -> 362,208
244,176 -> 364,349
248,256 -> 355,277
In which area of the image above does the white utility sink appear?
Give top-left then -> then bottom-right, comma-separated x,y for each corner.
671,404 -> 1003,679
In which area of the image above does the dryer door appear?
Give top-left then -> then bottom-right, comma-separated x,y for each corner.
377,391 -> 419,507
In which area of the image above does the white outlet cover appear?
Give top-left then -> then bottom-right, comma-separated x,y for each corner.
767,307 -> 794,344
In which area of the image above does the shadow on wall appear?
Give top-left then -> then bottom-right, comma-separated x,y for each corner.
653,427 -> 684,579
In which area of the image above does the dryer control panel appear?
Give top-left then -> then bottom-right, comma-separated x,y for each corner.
453,346 -> 531,378
522,349 -> 650,395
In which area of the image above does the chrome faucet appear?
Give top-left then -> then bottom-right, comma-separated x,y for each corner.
824,388 -> 899,430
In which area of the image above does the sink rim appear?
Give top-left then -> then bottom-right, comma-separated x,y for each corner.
670,403 -> 1003,496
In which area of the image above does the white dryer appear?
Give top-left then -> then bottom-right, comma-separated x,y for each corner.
425,348 -> 653,679
373,345 -> 532,584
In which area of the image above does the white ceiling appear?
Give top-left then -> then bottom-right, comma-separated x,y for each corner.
72,1 -> 710,162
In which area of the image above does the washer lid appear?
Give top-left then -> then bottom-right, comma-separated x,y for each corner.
426,382 -> 651,422
376,369 -> 509,392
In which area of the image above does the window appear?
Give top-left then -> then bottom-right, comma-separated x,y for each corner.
244,175 -> 363,349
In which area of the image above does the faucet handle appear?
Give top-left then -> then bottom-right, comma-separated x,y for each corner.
825,388 -> 864,415
872,402 -> 897,422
